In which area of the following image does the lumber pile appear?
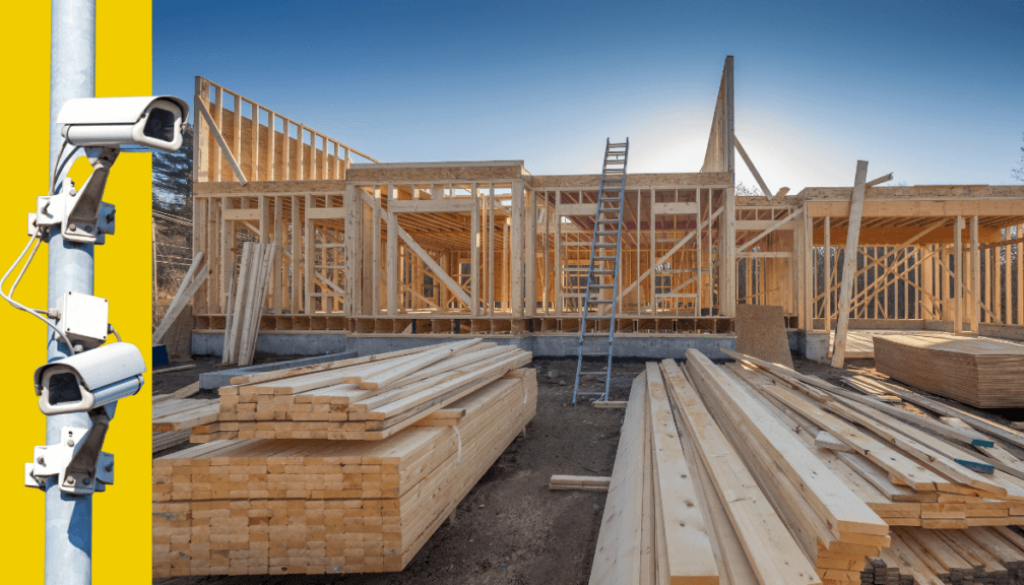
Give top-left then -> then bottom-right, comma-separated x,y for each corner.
873,334 -> 1024,409
591,349 -> 1024,585
191,340 -> 532,442
222,242 -> 276,366
153,399 -> 220,432
153,367 -> 537,577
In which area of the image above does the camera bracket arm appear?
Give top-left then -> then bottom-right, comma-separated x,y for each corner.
29,146 -> 119,244
25,405 -> 115,496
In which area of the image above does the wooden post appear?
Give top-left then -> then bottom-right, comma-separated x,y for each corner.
372,187 -> 381,316
511,180 -> 524,318
831,160 -> 869,369
305,194 -> 315,314
971,216 -> 980,332
802,202 -> 813,330
344,184 -> 357,316
471,183 -> 480,317
387,185 -> 397,316
525,187 -> 537,316
553,190 -> 561,316
954,216 -> 964,334
823,216 -> 831,329
489,184 -> 496,316
719,186 -> 736,316
290,195 -> 300,314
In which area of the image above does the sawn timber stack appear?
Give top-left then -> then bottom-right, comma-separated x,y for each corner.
591,349 -> 1024,585
153,367 -> 537,577
190,339 -> 532,441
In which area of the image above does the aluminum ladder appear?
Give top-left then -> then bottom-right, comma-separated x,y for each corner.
572,138 -> 629,405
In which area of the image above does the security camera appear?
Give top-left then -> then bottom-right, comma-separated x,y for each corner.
34,342 -> 146,415
57,96 -> 190,153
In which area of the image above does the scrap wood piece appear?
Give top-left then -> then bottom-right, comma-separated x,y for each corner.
589,371 -> 651,585
832,160 -> 870,369
154,363 -> 197,375
814,431 -> 854,453
548,475 -> 611,492
646,362 -> 720,584
664,355 -> 821,585
593,400 -> 628,409
153,251 -> 207,345
734,304 -> 794,369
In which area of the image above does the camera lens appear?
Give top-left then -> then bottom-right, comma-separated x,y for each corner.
48,372 -> 83,405
143,108 -> 176,142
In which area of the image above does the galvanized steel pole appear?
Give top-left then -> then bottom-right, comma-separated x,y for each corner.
47,0 -> 96,583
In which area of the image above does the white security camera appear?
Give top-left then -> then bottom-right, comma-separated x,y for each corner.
57,96 -> 190,153
34,342 -> 146,415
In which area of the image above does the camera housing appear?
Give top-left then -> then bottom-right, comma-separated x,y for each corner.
35,342 -> 146,415
57,96 -> 190,152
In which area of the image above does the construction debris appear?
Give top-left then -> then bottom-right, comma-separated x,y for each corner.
153,360 -> 536,577
590,349 -> 1024,585
548,475 -> 611,492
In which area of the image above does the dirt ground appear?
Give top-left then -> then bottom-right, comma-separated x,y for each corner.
154,357 -> 646,585
154,352 -> 1024,585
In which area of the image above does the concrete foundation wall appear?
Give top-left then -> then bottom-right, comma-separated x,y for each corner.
193,330 -> 807,362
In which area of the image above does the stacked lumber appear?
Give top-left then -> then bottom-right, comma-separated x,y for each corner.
153,368 -> 537,577
592,349 -> 1024,585
873,334 -> 1024,409
222,242 -> 276,366
153,399 -> 220,432
191,340 -> 532,442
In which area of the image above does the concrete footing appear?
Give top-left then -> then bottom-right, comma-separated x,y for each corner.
192,331 -> 786,361
192,330 -> 815,362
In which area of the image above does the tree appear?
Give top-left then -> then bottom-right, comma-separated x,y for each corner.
1014,132 -> 1024,183
735,181 -> 764,197
153,122 -> 193,213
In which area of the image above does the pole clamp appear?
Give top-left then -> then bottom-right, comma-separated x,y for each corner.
25,420 -> 114,495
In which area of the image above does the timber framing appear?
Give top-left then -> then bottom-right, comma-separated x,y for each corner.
190,60 -> 1024,341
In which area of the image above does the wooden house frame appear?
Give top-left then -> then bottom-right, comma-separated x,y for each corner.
190,57 -> 1024,341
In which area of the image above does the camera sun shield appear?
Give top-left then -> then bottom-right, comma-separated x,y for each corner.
34,342 -> 146,415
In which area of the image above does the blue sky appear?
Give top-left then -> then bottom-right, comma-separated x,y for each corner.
154,0 -> 1024,193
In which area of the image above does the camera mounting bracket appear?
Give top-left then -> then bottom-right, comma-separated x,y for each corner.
25,407 -> 115,496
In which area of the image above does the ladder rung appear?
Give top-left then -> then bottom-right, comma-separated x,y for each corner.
594,243 -> 617,248
589,283 -> 615,288
595,231 -> 618,236
579,372 -> 608,376
589,299 -> 613,304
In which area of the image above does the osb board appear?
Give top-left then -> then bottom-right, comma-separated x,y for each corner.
531,172 -> 733,189
800,185 -> 1024,200
347,161 -> 525,183
164,304 -> 193,361
734,304 -> 794,369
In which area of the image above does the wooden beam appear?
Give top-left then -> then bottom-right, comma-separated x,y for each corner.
153,256 -> 208,344
831,160 -> 869,368
971,216 -> 980,332
195,100 -> 248,185
734,135 -> 773,198
471,184 -> 480,317
396,224 -> 472,308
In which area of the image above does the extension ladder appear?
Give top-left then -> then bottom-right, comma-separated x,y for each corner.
572,138 -> 629,405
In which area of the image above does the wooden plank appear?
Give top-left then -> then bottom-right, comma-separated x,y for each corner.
588,371 -> 649,585
646,362 -> 719,585
832,160 -> 869,368
684,352 -> 888,537
153,253 -> 207,344
663,357 -> 820,585
396,224 -> 471,308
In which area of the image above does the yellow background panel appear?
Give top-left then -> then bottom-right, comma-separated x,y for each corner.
1,1 -> 153,581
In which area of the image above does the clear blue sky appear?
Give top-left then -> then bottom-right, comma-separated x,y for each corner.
154,0 -> 1024,193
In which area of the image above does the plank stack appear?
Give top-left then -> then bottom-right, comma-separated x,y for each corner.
222,241 -> 276,366
191,339 -> 531,442
873,334 -> 1024,409
153,366 -> 537,577
591,348 -> 1024,585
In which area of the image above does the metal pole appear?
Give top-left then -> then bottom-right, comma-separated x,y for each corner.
47,0 -> 95,583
